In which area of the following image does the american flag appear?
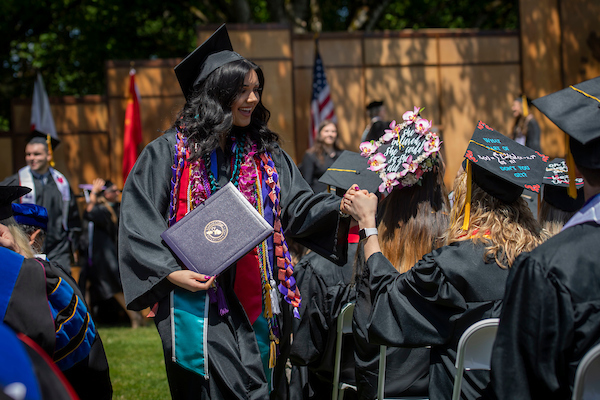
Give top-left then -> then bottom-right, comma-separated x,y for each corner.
310,47 -> 336,146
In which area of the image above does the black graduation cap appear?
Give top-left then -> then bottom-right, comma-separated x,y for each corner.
464,121 -> 548,203
174,24 -> 245,100
366,100 -> 384,110
542,158 -> 585,212
532,76 -> 600,169
318,150 -> 381,194
27,130 -> 60,150
0,186 -> 31,220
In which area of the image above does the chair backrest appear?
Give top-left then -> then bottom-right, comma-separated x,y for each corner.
572,342 -> 600,400
451,318 -> 499,400
332,302 -> 355,400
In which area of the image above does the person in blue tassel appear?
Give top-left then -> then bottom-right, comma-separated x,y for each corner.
118,24 -> 351,400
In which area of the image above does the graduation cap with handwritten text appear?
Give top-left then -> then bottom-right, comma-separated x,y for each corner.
542,158 -> 585,212
464,121 -> 548,204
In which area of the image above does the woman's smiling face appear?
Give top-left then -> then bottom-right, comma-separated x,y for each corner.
232,69 -> 260,127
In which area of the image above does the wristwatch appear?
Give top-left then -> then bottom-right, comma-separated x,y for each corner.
359,227 -> 378,240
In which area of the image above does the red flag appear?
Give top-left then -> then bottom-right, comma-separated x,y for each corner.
122,69 -> 142,183
309,44 -> 336,146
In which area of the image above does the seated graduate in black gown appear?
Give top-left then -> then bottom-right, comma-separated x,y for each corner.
290,151 -> 381,400
538,158 -> 585,236
343,120 -> 549,400
491,77 -> 600,400
353,108 -> 450,399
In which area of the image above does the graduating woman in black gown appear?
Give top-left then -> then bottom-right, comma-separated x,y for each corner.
118,25 -> 349,400
342,122 -> 549,399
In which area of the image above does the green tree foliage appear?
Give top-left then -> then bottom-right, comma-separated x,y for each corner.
0,0 -> 517,131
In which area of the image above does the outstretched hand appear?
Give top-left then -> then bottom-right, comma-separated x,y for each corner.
341,185 -> 378,228
167,270 -> 216,292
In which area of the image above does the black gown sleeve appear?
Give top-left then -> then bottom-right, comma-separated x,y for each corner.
356,251 -> 467,348
298,152 -> 316,186
118,133 -> 178,310
490,254 -> 573,400
289,261 -> 328,366
272,148 -> 350,265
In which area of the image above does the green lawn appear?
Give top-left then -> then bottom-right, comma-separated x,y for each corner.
98,325 -> 170,399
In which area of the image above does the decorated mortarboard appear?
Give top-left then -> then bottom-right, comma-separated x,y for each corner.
11,203 -> 49,230
318,150 -> 381,194
542,158 -> 585,212
460,121 -> 548,230
174,24 -> 245,100
359,106 -> 442,193
0,186 -> 31,220
366,100 -> 384,110
464,121 -> 548,203
532,77 -> 600,197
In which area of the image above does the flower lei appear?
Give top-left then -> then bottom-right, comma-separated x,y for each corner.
168,129 -> 301,368
359,106 -> 441,193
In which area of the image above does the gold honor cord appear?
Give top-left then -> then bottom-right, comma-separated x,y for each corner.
461,159 -> 472,231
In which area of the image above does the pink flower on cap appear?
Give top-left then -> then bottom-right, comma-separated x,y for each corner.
415,118 -> 432,135
368,153 -> 387,172
402,106 -> 420,125
402,155 -> 418,173
379,173 -> 400,193
360,141 -> 378,157
424,135 -> 441,154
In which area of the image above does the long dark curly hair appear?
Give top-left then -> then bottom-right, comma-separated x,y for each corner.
172,58 -> 280,160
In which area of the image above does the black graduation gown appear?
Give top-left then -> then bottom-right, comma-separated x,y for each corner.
298,150 -> 342,193
83,203 -> 122,300
355,240 -> 509,400
490,222 -> 600,400
1,172 -> 82,272
290,242 -> 358,399
119,130 -> 349,400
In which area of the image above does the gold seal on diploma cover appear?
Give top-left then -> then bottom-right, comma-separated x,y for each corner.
204,220 -> 228,243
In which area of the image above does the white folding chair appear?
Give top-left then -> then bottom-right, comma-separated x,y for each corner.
377,345 -> 429,400
451,318 -> 499,400
332,302 -> 357,400
572,342 -> 600,400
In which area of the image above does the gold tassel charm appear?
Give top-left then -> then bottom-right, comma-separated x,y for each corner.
461,160 -> 472,231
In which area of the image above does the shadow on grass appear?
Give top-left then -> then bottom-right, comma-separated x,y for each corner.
98,325 -> 170,400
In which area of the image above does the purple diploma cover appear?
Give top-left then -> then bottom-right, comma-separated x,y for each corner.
161,182 -> 274,276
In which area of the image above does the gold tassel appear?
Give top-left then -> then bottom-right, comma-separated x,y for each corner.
521,94 -> 529,117
264,283 -> 273,319
565,134 -> 577,199
269,339 -> 277,369
46,134 -> 55,167
461,160 -> 472,231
